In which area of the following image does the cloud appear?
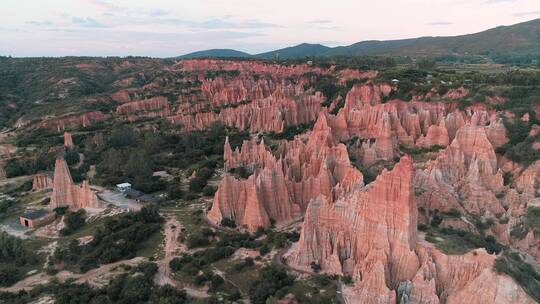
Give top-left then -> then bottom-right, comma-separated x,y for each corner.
162,18 -> 278,29
426,21 -> 454,26
483,0 -> 518,3
25,21 -> 54,27
309,19 -> 332,24
80,0 -> 121,12
514,10 -> 540,17
72,17 -> 109,28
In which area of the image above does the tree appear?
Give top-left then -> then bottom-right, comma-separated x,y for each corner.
60,209 -> 86,235
249,265 -> 295,304
166,179 -> 183,200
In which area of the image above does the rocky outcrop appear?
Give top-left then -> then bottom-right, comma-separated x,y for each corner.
208,112 -> 363,231
116,96 -> 170,121
515,160 -> 540,195
289,156 -> 535,303
33,173 -> 53,191
39,111 -> 107,131
292,156 -> 418,282
50,158 -> 99,210
337,69 -> 377,85
415,124 -> 505,215
169,93 -> 323,133
64,132 -> 74,149
344,83 -> 391,107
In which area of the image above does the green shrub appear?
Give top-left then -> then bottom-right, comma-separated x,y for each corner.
493,252 -> 540,301
60,209 -> 86,236
249,265 -> 295,304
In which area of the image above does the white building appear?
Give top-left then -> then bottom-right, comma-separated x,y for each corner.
116,182 -> 132,192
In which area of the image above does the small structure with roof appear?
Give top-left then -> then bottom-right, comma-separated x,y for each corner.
20,209 -> 56,228
116,182 -> 132,193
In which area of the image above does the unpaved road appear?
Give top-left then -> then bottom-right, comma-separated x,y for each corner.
1,257 -> 145,293
97,189 -> 142,211
154,215 -> 182,287
153,214 -> 208,298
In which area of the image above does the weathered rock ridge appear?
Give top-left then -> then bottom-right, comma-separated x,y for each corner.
39,111 -> 107,131
116,96 -> 170,121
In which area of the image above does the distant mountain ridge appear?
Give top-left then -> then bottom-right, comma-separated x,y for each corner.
178,49 -> 251,59
177,18 -> 540,59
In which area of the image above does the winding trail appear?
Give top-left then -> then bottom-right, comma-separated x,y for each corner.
154,215 -> 182,287
153,213 -> 208,299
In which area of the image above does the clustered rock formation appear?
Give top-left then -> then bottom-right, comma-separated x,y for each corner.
50,158 -> 99,209
167,61 -> 326,133
289,156 -> 534,303
208,113 -> 362,232
32,173 -> 53,191
15,59 -> 538,303
193,60 -> 538,303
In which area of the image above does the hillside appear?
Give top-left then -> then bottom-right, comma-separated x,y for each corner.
177,48 -> 251,59
178,18 -> 540,60
254,43 -> 332,59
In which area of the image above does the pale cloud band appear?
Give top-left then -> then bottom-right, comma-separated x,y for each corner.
1,0 -> 538,57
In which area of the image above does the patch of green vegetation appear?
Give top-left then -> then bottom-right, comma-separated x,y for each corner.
510,206 -> 540,240
228,166 -> 252,179
0,261 -> 190,304
87,122 -> 248,194
525,206 -> 540,230
493,251 -> 540,302
287,274 -> 340,304
0,232 -> 41,286
266,122 -> 315,141
59,209 -> 86,236
400,144 -> 444,155
348,154 -> 377,185
249,264 -> 295,304
424,226 -> 503,255
51,206 -> 163,272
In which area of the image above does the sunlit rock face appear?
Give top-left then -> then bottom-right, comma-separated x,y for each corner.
289,156 -> 535,304
208,113 -> 363,232
50,158 -> 99,210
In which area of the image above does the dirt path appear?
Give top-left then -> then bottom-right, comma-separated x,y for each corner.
154,215 -> 182,287
153,213 -> 209,298
1,257 -> 144,293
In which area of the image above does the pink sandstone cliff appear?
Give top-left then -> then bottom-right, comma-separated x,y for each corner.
208,113 -> 363,232
289,156 -> 535,304
50,158 -> 99,209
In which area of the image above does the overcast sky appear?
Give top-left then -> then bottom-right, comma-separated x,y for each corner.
1,0 -> 539,57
